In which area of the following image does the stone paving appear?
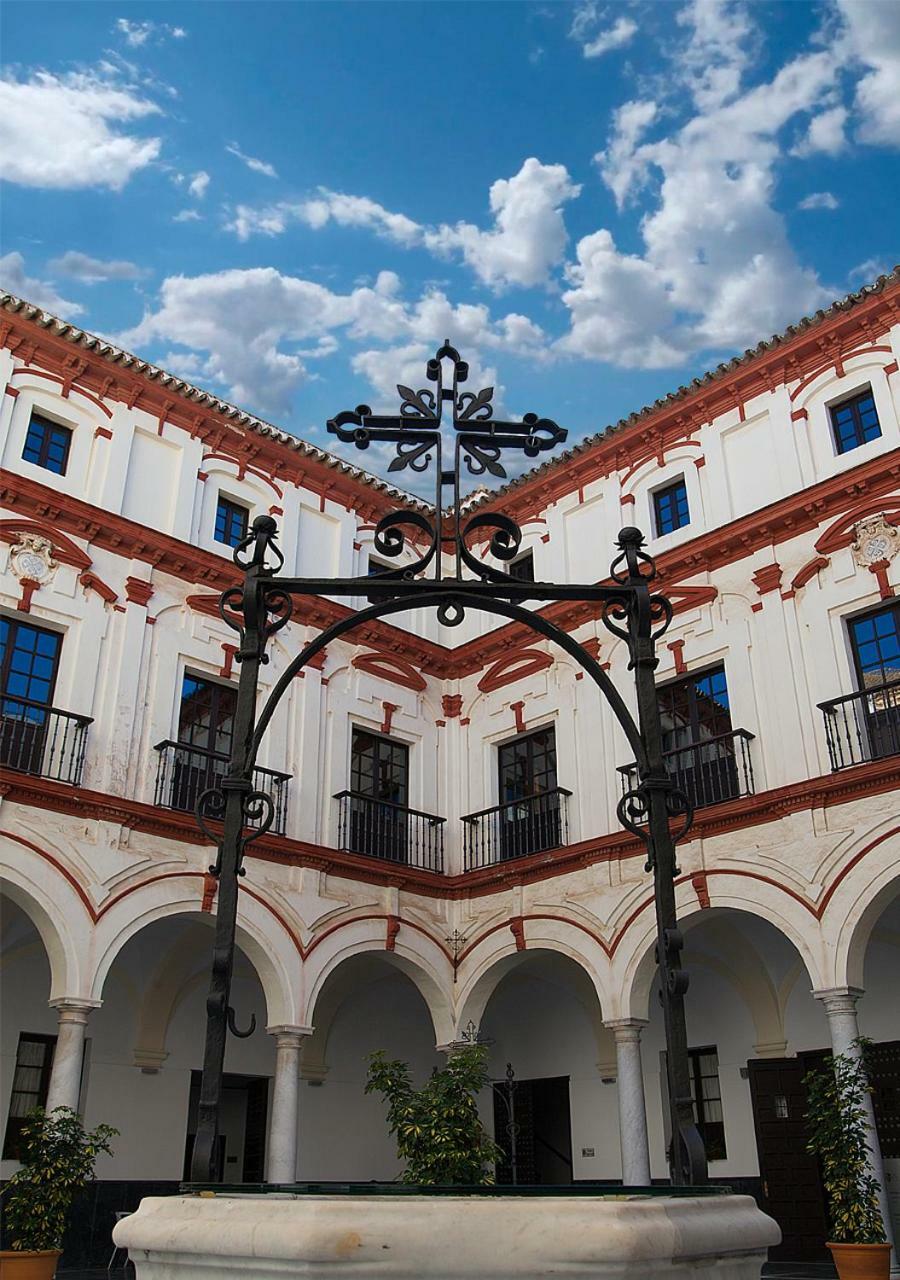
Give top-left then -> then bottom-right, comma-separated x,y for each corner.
57,1266 -> 838,1280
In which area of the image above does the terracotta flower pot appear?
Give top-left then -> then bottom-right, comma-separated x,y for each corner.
828,1241 -> 892,1280
0,1250 -> 62,1280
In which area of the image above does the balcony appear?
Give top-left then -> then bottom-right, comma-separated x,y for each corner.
462,787 -> 572,872
334,791 -> 445,872
618,728 -> 756,813
154,740 -> 291,835
818,678 -> 900,771
0,696 -> 91,785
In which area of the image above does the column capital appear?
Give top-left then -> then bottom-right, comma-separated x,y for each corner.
813,986 -> 865,1014
604,1018 -> 649,1042
267,1024 -> 313,1048
49,997 -> 101,1022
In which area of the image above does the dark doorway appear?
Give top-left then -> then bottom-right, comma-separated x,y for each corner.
748,1058 -> 830,1263
494,1075 -> 573,1185
496,726 -> 561,859
184,1071 -> 268,1183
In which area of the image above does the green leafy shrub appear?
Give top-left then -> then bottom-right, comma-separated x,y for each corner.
2,1107 -> 118,1251
365,1043 -> 502,1185
805,1042 -> 886,1245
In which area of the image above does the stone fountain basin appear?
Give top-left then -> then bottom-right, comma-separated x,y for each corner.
114,1185 -> 780,1279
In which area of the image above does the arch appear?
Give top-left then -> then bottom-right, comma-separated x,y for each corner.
825,825 -> 900,990
303,922 -> 455,1047
0,833 -> 85,998
616,884 -> 825,1023
88,882 -> 297,1027
455,919 -> 612,1038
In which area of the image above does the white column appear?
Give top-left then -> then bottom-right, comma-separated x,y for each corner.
814,988 -> 897,1269
266,1025 -> 312,1183
606,1018 -> 652,1186
45,998 -> 99,1114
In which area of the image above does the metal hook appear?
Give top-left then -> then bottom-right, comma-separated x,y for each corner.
227,1006 -> 256,1039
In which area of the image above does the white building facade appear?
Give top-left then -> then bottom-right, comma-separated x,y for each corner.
1,274 -> 898,1268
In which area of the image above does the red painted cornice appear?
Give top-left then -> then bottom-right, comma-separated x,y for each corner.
2,754 -> 897,900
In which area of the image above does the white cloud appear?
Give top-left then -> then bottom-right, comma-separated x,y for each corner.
675,0 -> 757,110
569,35 -> 841,365
0,252 -> 84,315
117,267 -> 547,418
173,209 -> 203,223
115,18 -> 187,46
48,250 -> 146,282
188,170 -> 210,199
0,69 -> 161,190
582,17 -> 638,58
226,142 -> 278,178
836,0 -> 900,146
848,257 -> 890,285
226,190 -> 421,245
569,5 -> 637,59
423,158 -> 582,290
791,105 -> 848,157
797,190 -> 839,211
225,159 -> 581,293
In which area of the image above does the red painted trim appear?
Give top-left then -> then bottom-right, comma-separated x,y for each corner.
884,361 -> 898,378
478,648 -> 553,693
17,577 -> 39,612
870,559 -> 894,599
78,571 -> 118,605
791,555 -> 830,592
667,639 -> 686,674
791,409 -> 809,423
4,384 -> 19,399
0,517 -> 91,569
752,563 -> 783,596
219,642 -> 239,679
125,577 -> 154,607
93,426 -> 113,441
441,693 -> 463,719
0,829 -> 98,919
352,651 -> 427,692
10,367 -> 113,418
815,496 -> 900,555
381,701 -> 399,734
511,700 -> 526,733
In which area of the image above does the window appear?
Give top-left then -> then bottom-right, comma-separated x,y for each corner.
367,556 -> 393,575
688,1046 -> 726,1160
497,726 -> 561,858
656,666 -> 743,808
829,389 -> 882,455
214,496 -> 250,549
346,728 -> 410,861
0,618 -> 62,776
653,478 -> 690,536
847,603 -> 900,762
22,412 -> 72,475
351,727 -> 409,805
163,674 -> 238,814
2,1033 -> 56,1159
848,603 -> 900,692
507,550 -> 535,582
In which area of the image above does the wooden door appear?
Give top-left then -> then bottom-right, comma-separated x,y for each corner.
748,1058 -> 829,1263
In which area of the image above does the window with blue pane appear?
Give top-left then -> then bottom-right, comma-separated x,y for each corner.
0,619 -> 62,710
214,495 -> 250,548
653,478 -> 690,535
829,389 -> 882,455
849,604 -> 900,691
22,413 -> 72,475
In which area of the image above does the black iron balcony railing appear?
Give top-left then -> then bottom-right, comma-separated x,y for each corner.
334,791 -> 445,872
462,787 -> 572,872
0,696 -> 91,785
619,728 -> 756,813
818,678 -> 900,771
154,740 -> 291,835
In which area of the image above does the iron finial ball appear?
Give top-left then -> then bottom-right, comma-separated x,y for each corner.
617,526 -> 646,549
252,514 -> 278,537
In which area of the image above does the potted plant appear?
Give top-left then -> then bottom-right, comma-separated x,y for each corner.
0,1106 -> 117,1279
366,1043 -> 502,1184
805,1042 -> 891,1280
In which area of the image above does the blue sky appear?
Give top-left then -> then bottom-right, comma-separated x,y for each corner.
1,0 -> 898,489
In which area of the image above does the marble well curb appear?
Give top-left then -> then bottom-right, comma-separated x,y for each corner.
115,1191 -> 781,1279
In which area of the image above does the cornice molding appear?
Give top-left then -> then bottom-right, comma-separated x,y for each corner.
3,755 -> 897,901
